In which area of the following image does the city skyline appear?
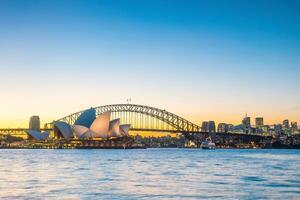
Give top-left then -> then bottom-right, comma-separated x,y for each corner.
1,2 -> 300,199
1,104 -> 298,130
0,0 -> 299,128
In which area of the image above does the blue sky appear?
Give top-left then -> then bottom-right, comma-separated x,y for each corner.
0,0 -> 299,127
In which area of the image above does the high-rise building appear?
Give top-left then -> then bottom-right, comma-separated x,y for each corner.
274,124 -> 283,134
242,115 -> 251,127
291,122 -> 298,131
201,121 -> 209,132
255,117 -> 264,127
217,123 -> 229,133
208,121 -> 216,133
29,116 -> 40,131
201,121 -> 216,132
283,119 -> 289,129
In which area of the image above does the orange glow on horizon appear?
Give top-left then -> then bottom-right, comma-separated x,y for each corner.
0,112 -> 299,129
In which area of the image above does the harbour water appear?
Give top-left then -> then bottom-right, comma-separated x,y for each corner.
0,149 -> 300,199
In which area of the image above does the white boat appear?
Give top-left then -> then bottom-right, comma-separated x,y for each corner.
200,139 -> 216,150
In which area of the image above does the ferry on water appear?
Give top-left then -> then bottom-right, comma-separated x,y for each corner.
200,138 -> 216,150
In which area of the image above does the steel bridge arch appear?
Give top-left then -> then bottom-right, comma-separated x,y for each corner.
45,104 -> 201,132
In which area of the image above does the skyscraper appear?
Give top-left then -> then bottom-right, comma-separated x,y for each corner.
274,124 -> 283,135
283,119 -> 289,129
201,121 -> 216,132
208,121 -> 216,133
217,123 -> 229,133
291,122 -> 298,131
29,116 -> 40,131
242,115 -> 251,127
201,121 -> 209,132
255,117 -> 264,127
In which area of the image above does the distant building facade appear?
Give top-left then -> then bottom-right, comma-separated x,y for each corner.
291,122 -> 298,131
201,121 -> 216,133
201,121 -> 209,132
274,124 -> 283,135
261,125 -> 270,133
283,119 -> 289,129
217,123 -> 229,133
208,121 -> 216,133
255,117 -> 264,127
227,124 -> 234,132
29,116 -> 40,131
242,116 -> 251,127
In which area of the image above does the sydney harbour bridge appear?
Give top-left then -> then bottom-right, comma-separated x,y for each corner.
0,104 -> 270,144
45,104 -> 202,133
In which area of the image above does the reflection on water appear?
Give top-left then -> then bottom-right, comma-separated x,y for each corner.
0,149 -> 300,199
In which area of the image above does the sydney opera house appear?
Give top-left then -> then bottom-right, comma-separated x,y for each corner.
25,108 -> 130,143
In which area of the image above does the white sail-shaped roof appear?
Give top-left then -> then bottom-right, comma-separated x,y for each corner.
120,124 -> 131,136
108,119 -> 121,138
26,130 -> 42,140
80,129 -> 98,139
90,111 -> 111,138
26,130 -> 49,141
41,131 -> 50,140
74,108 -> 96,128
73,125 -> 89,138
69,110 -> 130,140
54,121 -> 73,140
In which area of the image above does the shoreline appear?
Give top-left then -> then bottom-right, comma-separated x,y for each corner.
1,146 -> 299,150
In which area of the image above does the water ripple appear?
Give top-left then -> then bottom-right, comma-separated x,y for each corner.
0,149 -> 299,199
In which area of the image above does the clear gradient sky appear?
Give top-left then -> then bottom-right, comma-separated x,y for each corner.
0,0 -> 299,128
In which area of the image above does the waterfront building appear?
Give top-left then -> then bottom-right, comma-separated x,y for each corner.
72,108 -> 130,139
53,121 -> 74,140
274,124 -> 283,135
26,130 -> 49,141
29,116 -> 40,131
217,123 -> 229,133
120,124 -> 131,135
26,108 -> 130,141
227,124 -> 234,132
283,119 -> 289,129
231,124 -> 245,134
74,108 -> 96,128
255,117 -> 264,127
261,125 -> 270,133
251,127 -> 259,134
